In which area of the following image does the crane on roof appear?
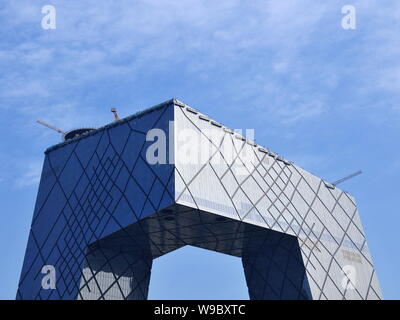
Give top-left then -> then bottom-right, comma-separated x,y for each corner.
36,120 -> 66,134
332,170 -> 363,186
36,120 -> 95,141
37,106 -> 118,142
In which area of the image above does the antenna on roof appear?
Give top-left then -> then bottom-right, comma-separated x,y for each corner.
36,120 -> 66,135
332,170 -> 363,186
111,107 -> 120,121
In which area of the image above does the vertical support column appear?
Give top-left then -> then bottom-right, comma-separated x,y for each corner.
241,229 -> 312,300
78,246 -> 153,300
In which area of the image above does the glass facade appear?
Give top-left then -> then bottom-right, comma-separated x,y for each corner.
16,99 -> 382,300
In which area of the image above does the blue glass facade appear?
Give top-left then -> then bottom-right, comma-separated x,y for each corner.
17,103 -> 174,299
17,99 -> 382,300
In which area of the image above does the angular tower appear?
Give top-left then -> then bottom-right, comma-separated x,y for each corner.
17,99 -> 382,300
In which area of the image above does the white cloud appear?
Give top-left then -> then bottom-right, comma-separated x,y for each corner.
0,0 -> 399,129
6,80 -> 49,98
273,100 -> 326,125
15,161 -> 42,188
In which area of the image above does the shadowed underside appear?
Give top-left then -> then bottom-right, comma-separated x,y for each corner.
78,205 -> 311,300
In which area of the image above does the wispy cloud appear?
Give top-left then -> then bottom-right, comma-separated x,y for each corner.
1,0 -> 399,127
14,161 -> 42,188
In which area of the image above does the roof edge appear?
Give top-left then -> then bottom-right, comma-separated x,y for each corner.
44,98 -> 179,154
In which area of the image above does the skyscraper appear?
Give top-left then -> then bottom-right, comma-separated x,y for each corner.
17,99 -> 382,300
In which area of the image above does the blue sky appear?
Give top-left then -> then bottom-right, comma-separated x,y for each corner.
0,0 -> 399,299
